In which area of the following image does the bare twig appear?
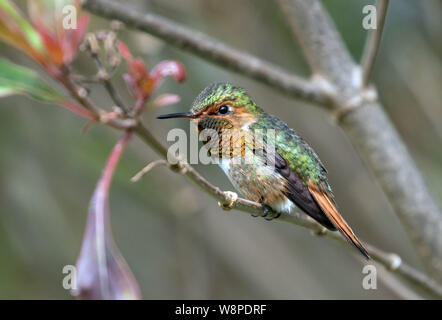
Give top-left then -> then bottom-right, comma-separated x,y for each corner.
60,68 -> 101,116
131,159 -> 168,182
85,33 -> 131,114
361,0 -> 390,87
60,67 -> 136,130
82,0 -> 332,108
276,0 -> 442,283
97,62 -> 130,114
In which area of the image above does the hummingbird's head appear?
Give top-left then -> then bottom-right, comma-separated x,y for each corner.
157,82 -> 263,132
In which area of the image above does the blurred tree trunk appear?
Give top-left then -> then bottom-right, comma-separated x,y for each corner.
277,0 -> 442,282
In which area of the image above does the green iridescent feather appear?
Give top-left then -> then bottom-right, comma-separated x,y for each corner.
250,112 -> 328,186
191,82 -> 261,115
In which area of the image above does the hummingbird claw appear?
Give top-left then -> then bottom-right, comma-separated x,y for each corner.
262,206 -> 269,218
261,205 -> 281,221
264,212 -> 281,221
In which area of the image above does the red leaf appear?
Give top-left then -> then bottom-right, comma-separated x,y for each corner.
149,60 -> 186,90
0,1 -> 46,65
28,0 -> 89,67
73,132 -> 141,300
136,94 -> 181,114
118,42 -> 186,102
122,73 -> 138,98
33,21 -> 64,65
150,93 -> 181,108
62,13 -> 90,65
129,59 -> 149,83
117,42 -> 133,60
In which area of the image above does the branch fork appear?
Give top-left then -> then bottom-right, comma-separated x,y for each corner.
331,86 -> 379,124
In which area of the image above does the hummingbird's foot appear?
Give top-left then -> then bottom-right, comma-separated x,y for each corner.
251,197 -> 266,217
262,205 -> 281,221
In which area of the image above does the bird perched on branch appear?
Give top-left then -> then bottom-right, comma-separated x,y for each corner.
158,82 -> 369,259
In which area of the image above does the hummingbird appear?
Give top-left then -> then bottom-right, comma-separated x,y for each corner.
158,82 -> 369,259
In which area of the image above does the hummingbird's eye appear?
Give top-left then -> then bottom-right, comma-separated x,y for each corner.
218,105 -> 230,115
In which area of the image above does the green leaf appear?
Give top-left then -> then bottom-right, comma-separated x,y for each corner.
0,0 -> 44,53
0,87 -> 14,97
0,58 -> 63,103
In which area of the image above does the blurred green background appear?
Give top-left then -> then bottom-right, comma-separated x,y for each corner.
0,0 -> 440,299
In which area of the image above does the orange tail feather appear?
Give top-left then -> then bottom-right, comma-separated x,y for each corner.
308,180 -> 370,259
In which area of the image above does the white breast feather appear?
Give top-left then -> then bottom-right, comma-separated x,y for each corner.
219,157 -> 296,214
270,196 -> 295,213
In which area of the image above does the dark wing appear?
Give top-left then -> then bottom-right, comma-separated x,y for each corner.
274,153 -> 336,230
275,153 -> 370,259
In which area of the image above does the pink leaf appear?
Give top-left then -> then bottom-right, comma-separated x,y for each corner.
149,60 -> 186,90
33,21 -> 64,65
117,42 -> 133,60
122,73 -> 138,98
118,43 -> 186,102
150,93 -> 181,108
72,132 -> 141,300
137,94 -> 180,114
62,13 -> 90,65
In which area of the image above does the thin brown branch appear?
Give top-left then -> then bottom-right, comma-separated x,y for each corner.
84,33 -> 131,115
361,0 -> 390,87
131,159 -> 168,182
60,68 -> 136,130
96,61 -> 130,115
60,68 -> 100,116
82,0 -> 332,108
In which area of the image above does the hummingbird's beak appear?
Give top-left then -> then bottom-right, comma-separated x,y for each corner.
156,112 -> 195,119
